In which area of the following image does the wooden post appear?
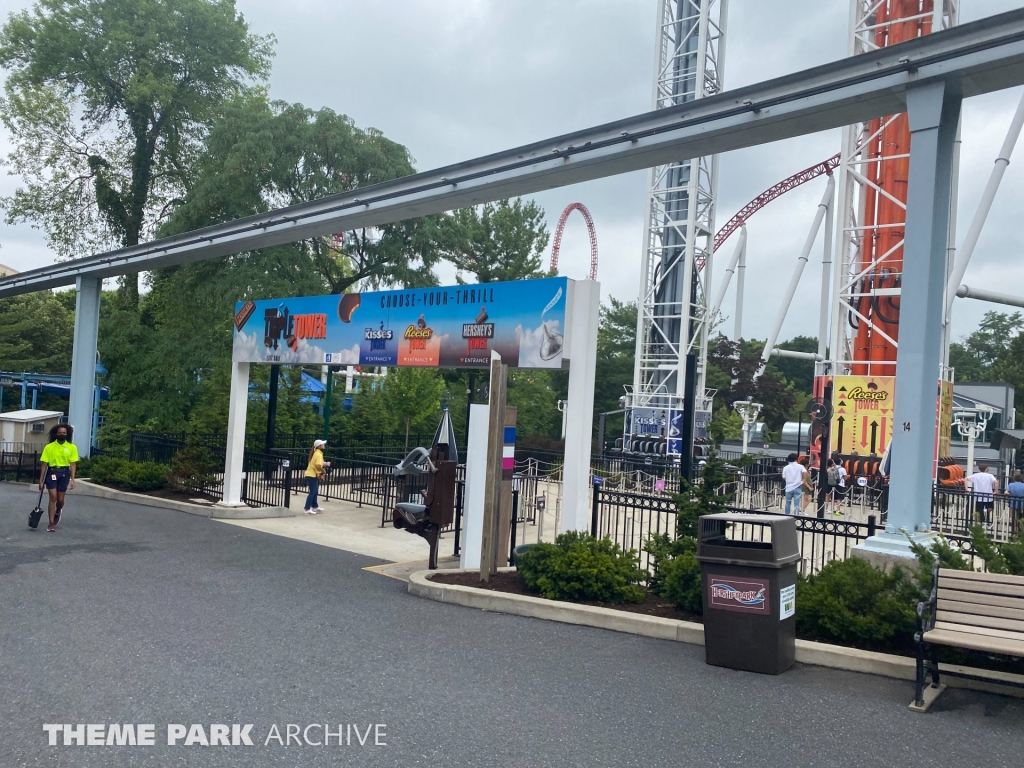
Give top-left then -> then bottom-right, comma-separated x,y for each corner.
480,353 -> 507,581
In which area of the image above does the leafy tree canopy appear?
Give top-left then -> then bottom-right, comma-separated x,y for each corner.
162,92 -> 443,293
0,0 -> 273,304
448,198 -> 551,283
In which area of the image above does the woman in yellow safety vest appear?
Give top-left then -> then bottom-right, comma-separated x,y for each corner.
38,423 -> 79,532
303,439 -> 330,514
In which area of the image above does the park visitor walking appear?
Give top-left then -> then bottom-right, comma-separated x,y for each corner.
781,453 -> 806,515
38,424 -> 78,533
827,457 -> 848,515
966,463 -> 999,527
1006,471 -> 1024,524
799,456 -> 814,512
304,439 -> 330,514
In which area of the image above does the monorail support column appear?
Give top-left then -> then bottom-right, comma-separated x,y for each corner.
219,361 -> 250,507
856,81 -> 961,561
69,276 -> 101,457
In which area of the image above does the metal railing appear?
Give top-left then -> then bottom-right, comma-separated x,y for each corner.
591,485 -> 981,577
0,449 -> 41,483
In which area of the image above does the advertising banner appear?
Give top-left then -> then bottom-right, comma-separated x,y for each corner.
232,277 -> 569,369
830,375 -> 895,456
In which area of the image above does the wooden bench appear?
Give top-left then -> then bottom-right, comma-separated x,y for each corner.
912,564 -> 1024,711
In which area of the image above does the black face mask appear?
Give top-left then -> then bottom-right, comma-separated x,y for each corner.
56,436 -> 67,444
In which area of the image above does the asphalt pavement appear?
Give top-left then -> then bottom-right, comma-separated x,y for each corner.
2,484 -> 1023,768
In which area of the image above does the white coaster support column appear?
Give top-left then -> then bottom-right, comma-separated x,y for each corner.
69,275 -> 101,456
562,280 -> 601,533
220,361 -> 250,507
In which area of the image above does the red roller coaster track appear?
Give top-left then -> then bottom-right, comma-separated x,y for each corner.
698,153 -> 840,271
550,202 -> 598,280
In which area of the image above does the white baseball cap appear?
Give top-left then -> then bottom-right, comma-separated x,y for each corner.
314,439 -> 326,448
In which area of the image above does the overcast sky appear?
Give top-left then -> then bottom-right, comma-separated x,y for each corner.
0,0 -> 1022,345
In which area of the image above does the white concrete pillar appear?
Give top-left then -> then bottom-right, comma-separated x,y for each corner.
220,361 -> 250,506
460,403 -> 490,569
561,280 -> 601,532
69,276 -> 101,456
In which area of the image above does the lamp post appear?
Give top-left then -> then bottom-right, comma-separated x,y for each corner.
954,405 -> 994,477
733,400 -> 763,456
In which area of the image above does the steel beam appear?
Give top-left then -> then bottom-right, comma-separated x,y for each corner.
860,80 -> 961,558
2,10 -> 1024,298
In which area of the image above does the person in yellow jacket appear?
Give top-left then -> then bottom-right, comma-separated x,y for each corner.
38,423 -> 79,532
303,439 -> 330,514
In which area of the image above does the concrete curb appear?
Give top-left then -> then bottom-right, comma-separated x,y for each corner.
68,481 -> 295,519
409,569 -> 1024,699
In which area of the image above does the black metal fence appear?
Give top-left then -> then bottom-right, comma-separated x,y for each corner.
591,485 -> 981,577
0,449 -> 41,483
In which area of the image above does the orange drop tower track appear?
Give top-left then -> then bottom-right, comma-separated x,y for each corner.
853,0 -> 944,375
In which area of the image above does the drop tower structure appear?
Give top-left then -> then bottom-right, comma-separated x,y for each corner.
627,0 -> 727,455
831,0 -> 959,375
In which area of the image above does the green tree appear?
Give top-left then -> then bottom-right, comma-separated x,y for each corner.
164,93 -> 442,293
706,335 -> 797,432
773,335 -> 817,394
0,0 -> 273,305
992,331 -> 1024,427
448,198 -> 551,283
0,290 -> 74,372
949,311 -> 1023,382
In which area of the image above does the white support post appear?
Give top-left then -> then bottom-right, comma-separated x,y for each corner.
758,175 -> 834,374
460,403 -> 490,569
734,231 -> 746,340
709,225 -> 746,333
818,179 -> 835,360
943,90 -> 1024,335
69,276 -> 101,457
220,361 -> 250,506
561,280 -> 601,533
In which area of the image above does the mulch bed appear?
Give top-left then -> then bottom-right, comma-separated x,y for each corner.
430,570 -> 702,623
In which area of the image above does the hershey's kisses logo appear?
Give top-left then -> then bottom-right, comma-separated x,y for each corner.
462,307 -> 494,354
264,305 -> 327,352
364,322 -> 394,351
404,314 -> 434,350
848,383 -> 889,401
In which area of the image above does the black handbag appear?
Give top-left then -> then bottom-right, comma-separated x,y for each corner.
28,488 -> 45,529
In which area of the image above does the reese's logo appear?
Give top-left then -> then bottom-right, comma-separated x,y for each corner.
404,315 -> 434,350
848,386 -> 888,401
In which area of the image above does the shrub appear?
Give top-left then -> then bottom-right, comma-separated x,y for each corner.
518,531 -> 645,604
86,456 -> 168,492
168,443 -> 218,491
970,524 -> 1024,577
796,557 -> 918,652
642,455 -> 734,614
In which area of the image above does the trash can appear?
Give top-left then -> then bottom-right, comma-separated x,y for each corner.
696,513 -> 800,675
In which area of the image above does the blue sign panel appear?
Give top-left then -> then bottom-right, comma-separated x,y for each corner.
232,277 -> 569,369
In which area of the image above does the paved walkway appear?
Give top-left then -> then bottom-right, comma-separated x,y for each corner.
2,485 -> 1023,768
219,494 -> 437,563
